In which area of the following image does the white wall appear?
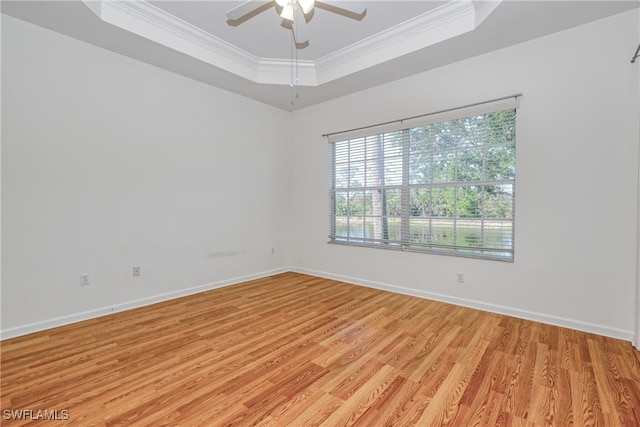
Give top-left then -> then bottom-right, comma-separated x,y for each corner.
290,10 -> 640,341
1,15 -> 291,338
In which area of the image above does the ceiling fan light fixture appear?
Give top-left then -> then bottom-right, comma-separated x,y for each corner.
280,1 -> 295,21
226,0 -> 367,48
298,0 -> 315,14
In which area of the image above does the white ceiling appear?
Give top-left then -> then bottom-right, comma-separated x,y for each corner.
2,1 -> 638,111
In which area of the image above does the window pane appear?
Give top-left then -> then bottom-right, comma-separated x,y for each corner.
365,217 -> 387,241
385,156 -> 403,185
384,134 -> 403,156
431,150 -> 456,183
409,218 -> 431,244
363,191 -> 373,215
334,140 -> 349,163
349,139 -> 365,162
348,191 -> 364,215
485,144 -> 515,180
387,217 -> 402,241
484,184 -> 513,219
336,216 -> 364,239
409,129 -> 432,184
430,187 -> 456,217
456,219 -> 484,247
430,218 -> 455,246
334,216 -> 349,239
365,136 -> 381,162
409,188 -> 430,217
411,128 -> 432,147
484,220 -> 513,250
334,191 -> 348,215
457,186 -> 482,218
385,189 -> 402,217
365,162 -> 384,187
409,153 -> 430,184
458,148 -> 484,182
349,161 -> 365,187
335,166 -> 350,188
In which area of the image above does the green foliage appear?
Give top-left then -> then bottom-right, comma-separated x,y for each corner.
408,110 -> 515,220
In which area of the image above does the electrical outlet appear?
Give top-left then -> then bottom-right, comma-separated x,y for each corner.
457,272 -> 464,283
80,274 -> 90,286
133,266 -> 141,277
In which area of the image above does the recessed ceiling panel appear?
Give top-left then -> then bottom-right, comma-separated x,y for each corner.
149,1 -> 443,60
78,0 -> 486,86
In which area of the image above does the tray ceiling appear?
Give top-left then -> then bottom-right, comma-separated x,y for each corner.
2,1 -> 638,111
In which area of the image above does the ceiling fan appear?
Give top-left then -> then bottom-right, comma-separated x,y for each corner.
225,0 -> 367,48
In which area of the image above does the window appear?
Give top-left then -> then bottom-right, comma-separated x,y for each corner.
328,98 -> 518,261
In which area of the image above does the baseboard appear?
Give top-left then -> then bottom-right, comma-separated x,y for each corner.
0,267 -> 288,340
3,266 -> 634,343
291,267 -> 635,343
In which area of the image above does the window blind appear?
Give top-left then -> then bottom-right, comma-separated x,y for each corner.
328,97 -> 519,261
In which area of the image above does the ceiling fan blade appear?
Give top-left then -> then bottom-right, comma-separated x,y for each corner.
292,7 -> 309,45
317,0 -> 366,17
226,0 -> 272,21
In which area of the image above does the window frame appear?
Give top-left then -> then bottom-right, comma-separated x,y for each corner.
327,98 -> 518,262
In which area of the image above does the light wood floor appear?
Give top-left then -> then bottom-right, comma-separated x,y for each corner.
2,272 -> 639,426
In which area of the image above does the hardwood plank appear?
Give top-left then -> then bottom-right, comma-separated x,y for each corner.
2,272 -> 639,426
414,363 -> 474,426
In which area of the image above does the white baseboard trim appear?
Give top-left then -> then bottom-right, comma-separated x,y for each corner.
291,267 -> 635,343
3,267 -> 634,343
0,267 -> 288,340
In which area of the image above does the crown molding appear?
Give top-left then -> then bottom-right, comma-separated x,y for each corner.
82,0 -> 499,87
83,0 -> 262,82
315,0 -> 478,84
257,59 -> 317,86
